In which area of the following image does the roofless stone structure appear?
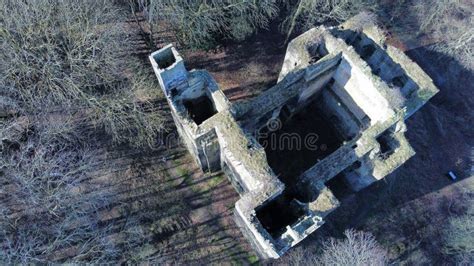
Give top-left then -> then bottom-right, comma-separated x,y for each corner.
149,14 -> 438,259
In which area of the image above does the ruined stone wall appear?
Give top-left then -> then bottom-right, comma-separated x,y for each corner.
149,13 -> 438,260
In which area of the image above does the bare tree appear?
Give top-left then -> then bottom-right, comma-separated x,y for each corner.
128,0 -> 156,47
278,229 -> 388,266
0,116 -> 116,263
129,0 -> 279,49
0,0 -> 165,148
318,229 -> 388,266
0,0 -> 124,111
413,0 -> 473,69
277,246 -> 318,266
0,1 -> 168,263
281,0 -> 378,43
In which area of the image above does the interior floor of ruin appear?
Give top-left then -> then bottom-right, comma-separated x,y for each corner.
258,97 -> 345,187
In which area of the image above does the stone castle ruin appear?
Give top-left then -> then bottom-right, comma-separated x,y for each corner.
149,15 -> 438,259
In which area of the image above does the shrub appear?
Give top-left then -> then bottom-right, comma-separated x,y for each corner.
443,198 -> 474,263
385,87 -> 407,110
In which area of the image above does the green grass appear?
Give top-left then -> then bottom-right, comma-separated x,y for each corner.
248,254 -> 259,264
207,174 -> 226,189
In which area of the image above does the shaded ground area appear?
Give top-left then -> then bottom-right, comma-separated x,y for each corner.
258,101 -> 344,186
81,133 -> 256,263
